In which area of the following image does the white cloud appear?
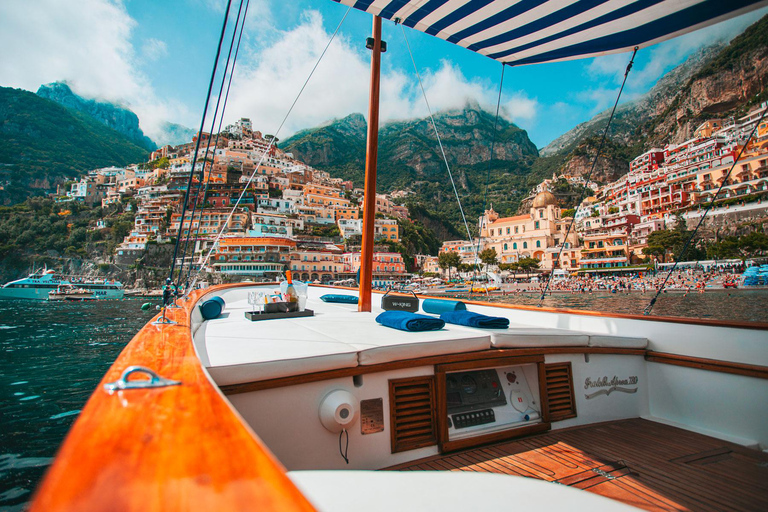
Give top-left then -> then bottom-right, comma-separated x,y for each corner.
142,38 -> 168,62
0,0 -> 182,142
225,13 -> 539,138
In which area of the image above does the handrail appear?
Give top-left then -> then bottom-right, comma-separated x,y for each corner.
29,284 -> 315,512
323,284 -> 768,331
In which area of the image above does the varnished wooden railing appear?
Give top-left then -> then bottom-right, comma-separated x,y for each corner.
30,285 -> 315,512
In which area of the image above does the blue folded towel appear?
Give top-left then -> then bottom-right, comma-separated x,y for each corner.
422,298 -> 466,315
440,310 -> 509,329
320,294 -> 359,304
376,311 -> 445,332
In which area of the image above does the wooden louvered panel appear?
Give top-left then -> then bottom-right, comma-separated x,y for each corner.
389,376 -> 437,453
544,363 -> 576,421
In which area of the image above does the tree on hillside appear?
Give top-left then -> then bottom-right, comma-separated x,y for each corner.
642,228 -> 706,262
517,257 -> 540,274
479,248 -> 498,273
438,251 -> 461,280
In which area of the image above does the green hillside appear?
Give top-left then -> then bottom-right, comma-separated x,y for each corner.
0,87 -> 149,205
284,104 -> 540,233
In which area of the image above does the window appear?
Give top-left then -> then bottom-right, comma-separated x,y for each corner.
515,226 -> 519,234
506,227 -> 510,235
504,243 -> 508,251
539,210 -> 544,218
536,240 -> 541,248
523,242 -> 528,249
534,221 -> 540,229
513,243 -> 517,250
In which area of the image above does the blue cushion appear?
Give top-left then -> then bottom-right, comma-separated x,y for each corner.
422,299 -> 466,314
199,296 -> 225,320
440,310 -> 509,329
320,294 -> 359,304
376,311 -> 445,332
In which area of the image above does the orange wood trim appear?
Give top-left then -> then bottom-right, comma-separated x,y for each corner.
220,348 -> 645,395
645,351 -> 768,379
29,284 -> 315,512
435,355 -> 545,373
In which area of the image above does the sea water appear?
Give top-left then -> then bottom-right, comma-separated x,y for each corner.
0,299 -> 151,511
0,292 -> 766,510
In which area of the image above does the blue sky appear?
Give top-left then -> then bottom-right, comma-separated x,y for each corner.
2,0 -> 766,148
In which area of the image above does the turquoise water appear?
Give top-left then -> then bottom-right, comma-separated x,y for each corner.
0,292 -> 766,510
0,299 -> 153,511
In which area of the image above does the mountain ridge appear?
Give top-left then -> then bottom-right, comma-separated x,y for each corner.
37,82 -> 156,152
0,87 -> 149,204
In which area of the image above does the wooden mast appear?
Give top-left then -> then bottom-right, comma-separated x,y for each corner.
359,16 -> 383,312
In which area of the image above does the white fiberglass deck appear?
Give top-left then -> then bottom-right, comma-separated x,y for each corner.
192,286 -> 648,386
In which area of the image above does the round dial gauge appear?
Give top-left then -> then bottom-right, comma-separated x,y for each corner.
461,375 -> 478,395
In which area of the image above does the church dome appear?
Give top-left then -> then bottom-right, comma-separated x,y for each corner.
532,191 -> 557,208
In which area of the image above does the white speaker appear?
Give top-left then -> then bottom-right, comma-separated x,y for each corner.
319,390 -> 358,433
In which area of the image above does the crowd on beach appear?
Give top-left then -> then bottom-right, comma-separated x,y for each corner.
501,266 -> 744,295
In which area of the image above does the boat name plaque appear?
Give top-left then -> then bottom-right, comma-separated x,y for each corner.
360,398 -> 384,435
584,375 -> 638,400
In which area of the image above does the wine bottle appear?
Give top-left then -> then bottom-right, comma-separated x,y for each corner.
285,270 -> 298,303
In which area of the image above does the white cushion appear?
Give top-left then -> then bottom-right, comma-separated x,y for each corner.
298,313 -> 492,366
199,316 -> 359,386
489,324 -> 589,348
588,334 -> 648,348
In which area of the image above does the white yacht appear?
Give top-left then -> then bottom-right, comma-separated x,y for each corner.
0,269 -> 124,300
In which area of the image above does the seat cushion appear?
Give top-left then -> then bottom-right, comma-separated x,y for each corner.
298,313 -> 492,366
489,324 -> 589,348
588,334 -> 648,349
197,317 -> 359,386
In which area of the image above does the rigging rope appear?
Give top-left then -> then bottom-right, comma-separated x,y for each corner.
167,0 -> 233,296
472,63 -> 505,291
182,0 -> 251,290
186,6 -> 352,293
400,25 -> 478,273
538,47 -> 638,307
177,0 -> 247,289
643,105 -> 768,315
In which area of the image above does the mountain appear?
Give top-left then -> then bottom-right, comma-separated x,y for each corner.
284,103 -> 539,229
538,14 -> 768,185
37,82 -> 156,151
154,121 -> 196,147
0,87 -> 149,204
283,113 -> 367,178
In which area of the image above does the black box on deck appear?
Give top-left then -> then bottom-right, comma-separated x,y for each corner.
381,290 -> 419,312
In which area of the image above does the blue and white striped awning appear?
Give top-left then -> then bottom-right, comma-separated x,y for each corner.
333,0 -> 768,65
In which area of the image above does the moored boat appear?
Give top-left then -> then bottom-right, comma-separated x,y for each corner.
0,270 -> 124,301
48,285 -> 99,301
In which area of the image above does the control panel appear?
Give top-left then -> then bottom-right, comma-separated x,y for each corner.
446,364 -> 541,441
445,369 -> 506,414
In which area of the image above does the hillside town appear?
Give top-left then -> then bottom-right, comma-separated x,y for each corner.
56,102 -> 768,287
427,102 -> 768,278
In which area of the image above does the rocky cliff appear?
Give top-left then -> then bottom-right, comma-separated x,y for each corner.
539,14 -> 768,184
37,82 -> 156,151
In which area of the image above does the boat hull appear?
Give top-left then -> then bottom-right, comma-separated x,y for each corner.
0,287 -> 124,300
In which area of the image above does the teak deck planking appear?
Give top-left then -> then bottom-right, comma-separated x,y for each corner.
387,418 -> 768,512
